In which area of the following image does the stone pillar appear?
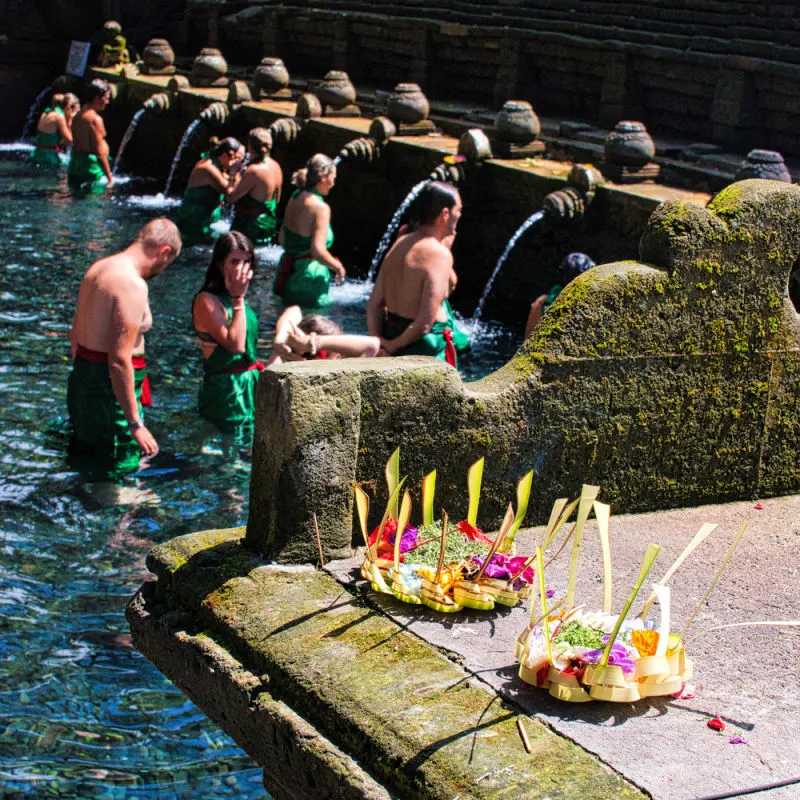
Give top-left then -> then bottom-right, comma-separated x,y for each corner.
710,68 -> 747,145
262,9 -> 280,57
599,52 -> 632,127
332,16 -> 349,71
408,25 -> 430,87
493,34 -> 520,108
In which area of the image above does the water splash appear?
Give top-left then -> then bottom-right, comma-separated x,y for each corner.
164,118 -> 202,196
332,154 -> 342,167
0,142 -> 35,153
120,194 -> 182,210
21,86 -> 52,141
112,108 -> 146,176
329,277 -> 373,306
367,179 -> 431,282
472,210 -> 545,321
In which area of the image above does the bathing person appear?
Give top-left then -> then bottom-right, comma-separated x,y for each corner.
30,93 -> 72,168
267,306 -> 381,366
177,136 -> 243,246
524,252 -> 595,337
367,181 -> 462,366
68,79 -> 113,190
229,127 -> 283,246
274,154 -> 345,307
68,218 -> 181,464
192,231 -> 263,433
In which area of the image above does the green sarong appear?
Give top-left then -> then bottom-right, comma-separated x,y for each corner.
68,152 -> 107,190
178,185 -> 223,246
198,293 -> 262,434
443,298 -> 470,352
382,312 -> 457,367
31,108 -> 63,169
67,352 -> 146,471
231,194 -> 278,246
276,222 -> 335,308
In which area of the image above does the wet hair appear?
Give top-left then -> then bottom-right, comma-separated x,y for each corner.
292,153 -> 335,191
82,79 -> 110,105
558,252 -> 595,283
136,218 -> 181,256
298,315 -> 341,336
51,93 -> 66,109
198,232 -> 256,296
248,127 -> 272,160
409,181 -> 460,226
64,92 -> 80,111
210,136 -> 242,160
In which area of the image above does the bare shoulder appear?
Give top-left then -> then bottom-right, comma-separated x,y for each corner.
410,237 -> 452,271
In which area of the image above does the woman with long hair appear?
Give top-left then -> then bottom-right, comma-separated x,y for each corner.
177,136 -> 243,246
273,153 -> 345,307
192,231 -> 263,433
229,127 -> 283,246
30,93 -> 72,169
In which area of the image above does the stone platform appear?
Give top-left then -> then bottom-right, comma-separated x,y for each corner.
129,494 -> 800,800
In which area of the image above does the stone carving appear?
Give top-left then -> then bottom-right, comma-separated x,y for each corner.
167,75 -> 191,92
227,80 -> 252,106
495,100 -> 540,144
143,92 -> 171,113
368,116 -> 397,143
338,137 -> 381,165
97,20 -> 129,68
604,121 -> 655,167
199,101 -> 230,127
602,120 -> 659,183
268,117 -> 301,146
254,57 -> 291,99
387,83 -> 430,124
458,128 -> 492,162
141,39 -> 176,75
735,150 -> 792,183
296,93 -> 322,119
247,180 -> 800,562
316,71 -> 359,116
190,48 -> 229,88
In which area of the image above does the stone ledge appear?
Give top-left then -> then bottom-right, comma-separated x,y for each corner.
131,527 -> 645,799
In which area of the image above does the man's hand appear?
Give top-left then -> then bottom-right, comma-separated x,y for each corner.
132,424 -> 158,457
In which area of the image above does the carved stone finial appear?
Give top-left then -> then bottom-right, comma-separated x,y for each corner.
254,57 -> 291,99
387,83 -> 430,125
604,121 -> 655,167
735,150 -> 792,183
458,129 -> 492,162
141,39 -> 176,75
190,48 -> 228,88
495,100 -> 540,144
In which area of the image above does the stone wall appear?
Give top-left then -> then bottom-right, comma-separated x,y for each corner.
206,1 -> 800,157
247,179 -> 800,563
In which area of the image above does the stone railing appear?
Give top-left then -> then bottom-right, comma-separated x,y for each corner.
247,179 -> 800,563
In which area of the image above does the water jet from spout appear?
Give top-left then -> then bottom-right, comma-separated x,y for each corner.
112,108 -> 146,176
473,210 -> 545,321
367,178 -> 431,282
164,118 -> 202,196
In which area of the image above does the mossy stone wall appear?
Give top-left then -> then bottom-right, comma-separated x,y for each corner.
248,179 -> 800,563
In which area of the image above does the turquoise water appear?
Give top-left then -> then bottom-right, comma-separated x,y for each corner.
0,151 -> 520,797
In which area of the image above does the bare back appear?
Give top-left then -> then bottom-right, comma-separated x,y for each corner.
72,254 -> 151,355
241,159 -> 282,203
283,190 -> 324,236
71,108 -> 108,157
378,234 -> 450,323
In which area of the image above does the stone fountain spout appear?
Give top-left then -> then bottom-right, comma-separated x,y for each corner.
542,164 -> 604,224
428,155 -> 467,185
199,101 -> 230,127
336,136 -> 381,166
143,92 -> 171,113
268,117 -> 301,147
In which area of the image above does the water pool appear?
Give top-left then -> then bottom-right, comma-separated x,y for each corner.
0,151 -> 520,797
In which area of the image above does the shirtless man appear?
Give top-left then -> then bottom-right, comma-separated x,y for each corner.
68,79 -> 113,190
367,181 -> 462,366
68,218 -> 181,462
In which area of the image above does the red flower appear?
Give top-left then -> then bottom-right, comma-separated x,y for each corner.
456,520 -> 494,545
368,518 -> 398,555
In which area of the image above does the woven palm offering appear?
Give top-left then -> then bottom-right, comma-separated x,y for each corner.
355,449 -> 537,613
515,485 -> 752,703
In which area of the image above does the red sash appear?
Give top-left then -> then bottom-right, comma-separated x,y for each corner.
218,360 -> 265,375
75,344 -> 152,406
234,203 -> 262,218
37,144 -> 60,151
274,251 -> 309,297
442,328 -> 456,368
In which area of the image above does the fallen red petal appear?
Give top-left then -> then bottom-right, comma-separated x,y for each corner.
671,684 -> 696,700
707,715 -> 725,732
754,503 -> 764,510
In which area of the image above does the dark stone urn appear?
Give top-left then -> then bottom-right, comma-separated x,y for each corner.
316,71 -> 357,109
141,38 -> 176,75
604,121 -> 655,167
495,100 -> 540,143
254,57 -> 290,98
387,83 -> 430,124
735,150 -> 792,183
190,48 -> 229,88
